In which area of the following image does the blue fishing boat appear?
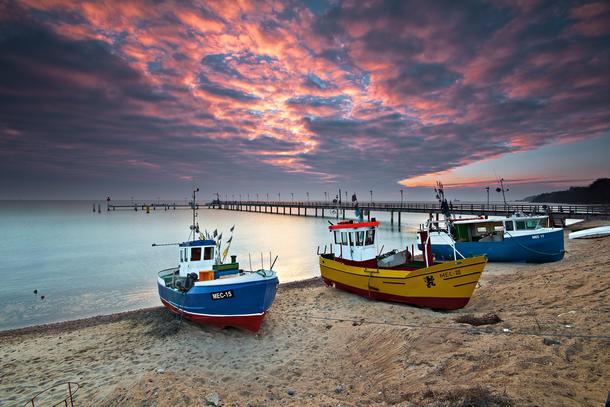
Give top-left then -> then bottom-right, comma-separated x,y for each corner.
155,189 -> 279,332
417,181 -> 565,263
418,214 -> 565,263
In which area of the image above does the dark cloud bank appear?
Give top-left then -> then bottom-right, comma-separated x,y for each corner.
1,0 -> 609,199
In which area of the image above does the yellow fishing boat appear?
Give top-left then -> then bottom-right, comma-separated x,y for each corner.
319,219 -> 486,310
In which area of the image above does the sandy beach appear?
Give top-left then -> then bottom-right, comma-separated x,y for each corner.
1,222 -> 608,406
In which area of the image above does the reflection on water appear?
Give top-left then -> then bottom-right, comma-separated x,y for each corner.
0,201 -> 429,330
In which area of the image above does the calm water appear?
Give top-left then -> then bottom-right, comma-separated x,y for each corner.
0,201 -> 430,330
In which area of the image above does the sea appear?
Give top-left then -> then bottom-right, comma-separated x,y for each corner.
0,201 -> 430,331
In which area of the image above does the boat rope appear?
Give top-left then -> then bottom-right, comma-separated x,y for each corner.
176,291 -> 188,326
504,231 -> 566,257
257,269 -> 273,277
451,301 -> 610,316
289,313 -> 610,341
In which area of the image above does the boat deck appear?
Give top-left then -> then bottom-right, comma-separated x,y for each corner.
159,267 -> 245,290
320,253 -> 435,271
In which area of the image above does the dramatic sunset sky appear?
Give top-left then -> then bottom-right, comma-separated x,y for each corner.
1,0 -> 609,201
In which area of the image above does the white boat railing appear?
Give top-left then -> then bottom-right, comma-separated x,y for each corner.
423,218 -> 466,265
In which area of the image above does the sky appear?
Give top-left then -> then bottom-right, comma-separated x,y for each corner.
1,0 -> 609,201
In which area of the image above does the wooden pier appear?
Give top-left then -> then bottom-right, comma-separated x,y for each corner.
106,200 -> 610,224
206,200 -> 610,225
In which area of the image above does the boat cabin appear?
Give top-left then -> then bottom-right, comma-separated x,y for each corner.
502,215 -> 548,233
178,239 -> 217,278
329,220 -> 379,262
451,219 -> 504,242
450,215 -> 549,242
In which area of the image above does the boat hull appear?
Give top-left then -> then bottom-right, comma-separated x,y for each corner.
319,255 -> 487,310
424,229 -> 565,263
157,272 -> 278,332
159,297 -> 266,332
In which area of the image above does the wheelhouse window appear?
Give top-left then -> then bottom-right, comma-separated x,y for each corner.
356,231 -> 364,246
204,246 -> 214,260
334,231 -> 340,244
504,221 -> 514,231
515,221 -> 526,231
180,251 -> 183,262
365,229 -> 375,245
525,219 -> 540,230
341,232 -> 348,245
191,247 -> 202,261
348,232 -> 354,246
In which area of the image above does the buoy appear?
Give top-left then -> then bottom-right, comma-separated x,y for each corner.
33,289 -> 37,294
40,295 -> 45,300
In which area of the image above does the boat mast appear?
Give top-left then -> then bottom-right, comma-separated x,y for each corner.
191,187 -> 199,241
496,178 -> 509,206
434,181 -> 451,220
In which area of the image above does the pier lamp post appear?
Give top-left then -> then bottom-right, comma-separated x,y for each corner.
370,190 -> 373,204
278,192 -> 281,202
400,189 -> 403,207
291,192 -> 294,202
324,192 -> 327,203
485,187 -> 490,206
306,192 -> 309,203
257,193 -> 259,202
266,193 -> 269,201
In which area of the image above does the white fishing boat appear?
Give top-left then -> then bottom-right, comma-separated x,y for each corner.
569,226 -> 610,239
